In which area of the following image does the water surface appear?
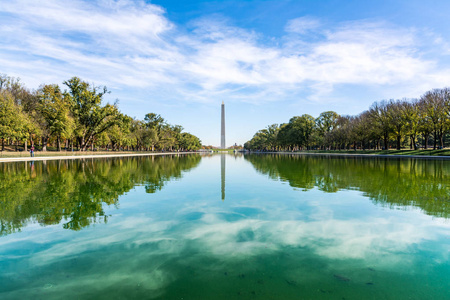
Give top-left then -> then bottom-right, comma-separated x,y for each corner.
0,154 -> 448,299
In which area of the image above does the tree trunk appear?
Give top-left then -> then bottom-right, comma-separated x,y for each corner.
396,135 -> 401,150
433,131 -> 437,150
57,136 -> 61,152
383,134 -> 388,150
24,139 -> 28,152
42,136 -> 48,152
80,136 -> 85,151
1,139 -> 4,151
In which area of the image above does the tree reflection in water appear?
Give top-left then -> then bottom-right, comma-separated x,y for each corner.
0,155 -> 201,236
245,154 -> 449,219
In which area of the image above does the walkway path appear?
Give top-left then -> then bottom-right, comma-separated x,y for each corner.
260,151 -> 450,160
0,152 -> 196,163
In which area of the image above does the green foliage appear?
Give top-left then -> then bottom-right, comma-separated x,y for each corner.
64,77 -> 123,150
179,132 -> 202,150
0,74 -> 201,152
0,90 -> 32,148
245,154 -> 449,218
0,155 -> 201,236
245,88 -> 450,151
37,84 -> 75,150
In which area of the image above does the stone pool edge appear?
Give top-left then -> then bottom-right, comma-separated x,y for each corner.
0,152 -> 202,163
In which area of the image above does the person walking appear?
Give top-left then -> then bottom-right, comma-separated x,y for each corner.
30,145 -> 35,157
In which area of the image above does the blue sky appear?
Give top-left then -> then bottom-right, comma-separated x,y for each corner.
1,0 -> 450,146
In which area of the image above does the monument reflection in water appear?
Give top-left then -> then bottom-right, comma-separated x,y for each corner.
0,154 -> 448,300
221,154 -> 225,200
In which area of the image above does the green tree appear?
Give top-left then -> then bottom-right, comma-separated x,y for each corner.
144,113 -> 165,132
37,84 -> 75,151
64,77 -> 123,151
420,89 -> 448,149
142,127 -> 159,151
387,100 -> 409,150
290,114 -> 316,149
350,111 -> 373,150
0,90 -> 30,151
369,101 -> 391,149
276,123 -> 292,151
316,111 -> 339,149
144,113 -> 165,151
158,124 -> 177,151
403,100 -> 420,150
106,114 -> 132,150
265,124 -> 279,151
179,132 -> 202,151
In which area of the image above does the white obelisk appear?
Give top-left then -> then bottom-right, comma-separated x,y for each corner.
221,101 -> 225,149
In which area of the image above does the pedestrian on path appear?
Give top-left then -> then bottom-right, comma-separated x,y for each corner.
30,146 -> 35,157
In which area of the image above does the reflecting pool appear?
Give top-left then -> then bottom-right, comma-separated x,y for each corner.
0,154 -> 449,299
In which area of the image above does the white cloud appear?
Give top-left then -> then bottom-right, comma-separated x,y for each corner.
285,16 -> 321,34
183,212 -> 447,262
1,0 -> 450,107
1,0 -> 172,38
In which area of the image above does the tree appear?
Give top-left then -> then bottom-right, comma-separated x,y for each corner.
403,100 -> 420,150
276,123 -> 292,151
106,114 -> 132,150
144,113 -> 165,132
0,90 -> 31,151
369,101 -> 391,149
316,111 -> 339,149
179,132 -> 202,151
64,77 -> 123,151
387,100 -> 408,150
330,115 -> 352,150
290,114 -> 316,149
143,113 -> 165,151
37,84 -> 74,151
420,89 -> 448,149
142,127 -> 159,151
158,124 -> 177,151
350,111 -> 374,150
0,91 -> 19,150
245,129 -> 269,151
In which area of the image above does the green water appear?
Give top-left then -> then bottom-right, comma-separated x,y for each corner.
0,154 -> 448,299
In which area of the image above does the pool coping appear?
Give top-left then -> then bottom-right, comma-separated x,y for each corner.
0,152 -> 200,163
246,151 -> 450,160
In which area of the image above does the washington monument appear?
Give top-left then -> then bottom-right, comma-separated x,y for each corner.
221,101 -> 225,148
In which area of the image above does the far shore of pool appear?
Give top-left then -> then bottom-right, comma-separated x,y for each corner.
2,150 -> 450,162
253,151 -> 450,160
0,151 -> 204,163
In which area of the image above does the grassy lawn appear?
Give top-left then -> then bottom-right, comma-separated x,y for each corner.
211,148 -> 237,152
0,149 -> 171,158
297,149 -> 450,156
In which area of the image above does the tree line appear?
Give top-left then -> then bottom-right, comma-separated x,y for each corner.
244,88 -> 450,151
245,154 -> 448,218
0,74 -> 202,152
0,155 -> 201,235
